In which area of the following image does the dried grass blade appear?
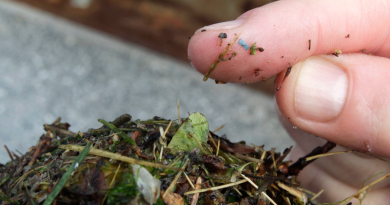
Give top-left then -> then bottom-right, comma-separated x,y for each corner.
161,121 -> 172,141
338,172 -> 390,205
184,179 -> 248,195
310,189 -> 324,201
177,95 -> 181,125
277,181 -> 307,204
183,172 -> 195,189
234,153 -> 262,163
261,191 -> 277,205
270,148 -> 276,170
241,174 -> 258,189
58,145 -> 183,171
163,159 -> 190,199
217,139 -> 220,156
101,163 -> 122,205
306,150 -> 355,161
212,125 -> 225,133
43,143 -> 91,205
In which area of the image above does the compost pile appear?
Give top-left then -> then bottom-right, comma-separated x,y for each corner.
0,113 -> 335,205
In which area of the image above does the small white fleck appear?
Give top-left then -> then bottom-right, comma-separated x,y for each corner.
74,162 -> 79,169
366,144 -> 372,152
292,126 -> 297,129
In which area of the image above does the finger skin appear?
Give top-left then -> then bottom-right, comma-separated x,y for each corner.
291,142 -> 390,203
275,54 -> 390,158
188,0 -> 390,83
276,106 -> 390,203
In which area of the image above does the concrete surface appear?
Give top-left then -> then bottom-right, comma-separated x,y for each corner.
0,0 -> 293,164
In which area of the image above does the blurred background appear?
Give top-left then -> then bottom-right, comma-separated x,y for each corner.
0,0 -> 293,164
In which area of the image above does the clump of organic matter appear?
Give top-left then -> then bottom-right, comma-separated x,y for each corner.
2,113 -> 377,205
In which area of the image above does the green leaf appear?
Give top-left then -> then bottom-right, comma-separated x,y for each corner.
168,112 -> 209,153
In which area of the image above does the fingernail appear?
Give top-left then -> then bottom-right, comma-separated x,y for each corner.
195,19 -> 245,34
295,57 -> 348,121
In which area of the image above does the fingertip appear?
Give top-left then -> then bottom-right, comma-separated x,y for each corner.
275,54 -> 390,157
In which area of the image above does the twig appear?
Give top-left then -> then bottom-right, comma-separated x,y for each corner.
108,114 -> 132,127
98,119 -> 135,144
44,124 -> 77,138
289,141 -> 336,176
59,145 -> 183,171
28,136 -> 51,166
43,143 -> 91,205
270,146 -> 293,169
4,145 -> 14,161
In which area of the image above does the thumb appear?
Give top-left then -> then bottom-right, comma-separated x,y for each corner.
275,54 -> 390,158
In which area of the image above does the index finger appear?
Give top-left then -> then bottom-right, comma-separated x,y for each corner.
188,0 -> 390,83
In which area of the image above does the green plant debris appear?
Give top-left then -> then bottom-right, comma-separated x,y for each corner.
98,119 -> 135,144
203,32 -> 241,81
43,142 -> 91,205
168,112 -> 209,153
106,172 -> 138,204
333,49 -> 342,57
1,112 -> 373,205
250,42 -> 257,55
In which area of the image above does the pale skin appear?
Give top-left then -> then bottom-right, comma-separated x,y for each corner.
188,0 -> 390,203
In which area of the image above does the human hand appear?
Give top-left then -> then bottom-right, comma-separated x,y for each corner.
188,0 -> 390,203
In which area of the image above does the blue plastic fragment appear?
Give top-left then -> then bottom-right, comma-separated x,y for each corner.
238,39 -> 249,50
